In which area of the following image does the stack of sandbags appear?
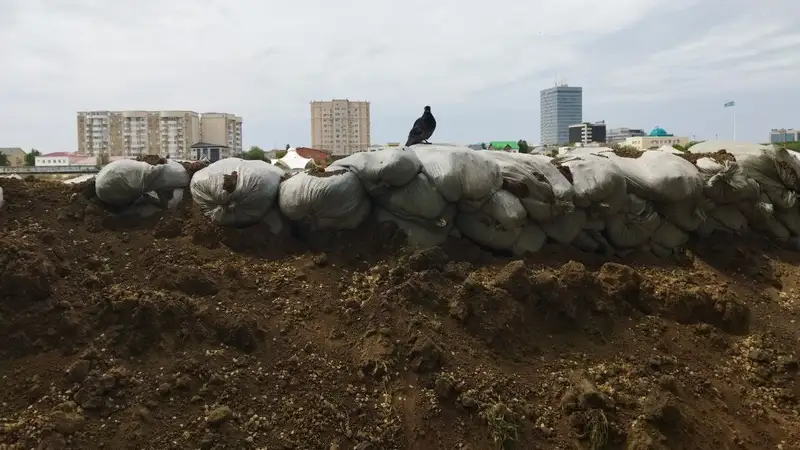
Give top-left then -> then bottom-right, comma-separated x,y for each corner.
690,154 -> 758,235
190,158 -> 285,229
96,159 -> 191,217
279,168 -> 371,231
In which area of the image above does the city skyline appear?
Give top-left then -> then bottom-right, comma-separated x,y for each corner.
0,1 -> 797,152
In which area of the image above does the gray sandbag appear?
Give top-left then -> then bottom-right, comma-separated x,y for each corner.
279,170 -> 370,230
736,147 -> 800,209
696,158 -> 760,204
651,221 -> 690,249
455,212 -> 522,250
189,158 -> 284,227
329,148 -> 421,192
413,146 -> 503,203
710,205 -> 748,232
606,151 -> 704,203
478,190 -> 528,231
605,194 -> 662,248
489,152 -> 575,222
374,206 -> 455,248
96,159 -> 190,206
539,208 -> 587,244
374,172 -> 449,222
659,200 -> 712,232
556,154 -> 627,215
775,207 -> 800,236
511,223 -> 547,255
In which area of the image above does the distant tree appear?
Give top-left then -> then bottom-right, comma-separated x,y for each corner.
275,151 -> 287,159
517,140 -> 530,154
243,147 -> 266,160
778,141 -> 800,152
25,149 -> 41,166
0,153 -> 8,166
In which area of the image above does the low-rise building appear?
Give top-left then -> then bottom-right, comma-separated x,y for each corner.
568,121 -> 607,145
190,142 -> 230,162
770,128 -> 799,144
0,147 -> 27,167
606,127 -> 645,146
488,141 -> 520,152
620,127 -> 689,150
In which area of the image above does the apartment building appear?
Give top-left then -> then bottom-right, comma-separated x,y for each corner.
310,99 -> 371,156
568,121 -> 607,145
200,113 -> 243,153
540,84 -> 582,146
77,111 -> 235,158
606,127 -> 646,146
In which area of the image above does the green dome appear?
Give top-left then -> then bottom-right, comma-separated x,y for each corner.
649,127 -> 669,137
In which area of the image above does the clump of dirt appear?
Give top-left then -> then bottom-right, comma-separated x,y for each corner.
136,154 -> 167,166
0,177 -> 798,450
180,160 -> 210,177
677,149 -> 737,165
612,147 -> 645,158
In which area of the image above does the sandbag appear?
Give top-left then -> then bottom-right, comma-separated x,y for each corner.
511,223 -> 547,256
190,158 -> 284,227
329,148 -> 421,192
413,146 -> 502,203
557,154 -> 627,215
96,159 -> 178,206
151,160 -> 191,192
659,200 -> 712,232
606,152 -> 703,203
455,212 -> 522,250
651,221 -> 690,249
710,205 -> 748,232
490,152 -> 575,221
775,207 -> 800,236
736,148 -> 800,209
278,170 -> 370,230
478,190 -> 528,231
605,195 -> 662,248
696,158 -> 760,204
539,209 -> 587,244
375,207 -> 454,248
374,173 -> 449,222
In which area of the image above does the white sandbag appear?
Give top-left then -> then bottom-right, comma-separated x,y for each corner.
150,160 -> 191,192
455,212 -> 522,250
279,170 -> 371,230
511,223 -> 547,255
539,209 -> 587,244
697,158 -> 760,204
651,221 -> 689,249
762,217 -> 791,241
710,205 -> 748,232
190,158 -> 284,227
695,217 -> 717,238
413,146 -> 502,203
95,160 -> 165,206
606,152 -> 703,203
0,186 -> 4,209
650,243 -> 673,258
605,195 -> 662,248
374,172 -> 449,222
775,207 -> 800,236
329,148 -> 421,192
375,207 -> 454,248
478,190 -> 528,231
572,231 -> 600,253
585,217 -> 605,231
262,207 -> 287,235
736,148 -> 800,208
490,152 -> 575,222
557,154 -> 627,214
737,194 -> 775,226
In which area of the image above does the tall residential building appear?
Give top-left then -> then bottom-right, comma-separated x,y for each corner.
310,99 -> 371,156
200,113 -> 243,153
77,111 -> 237,158
540,84 -> 582,145
606,127 -> 646,146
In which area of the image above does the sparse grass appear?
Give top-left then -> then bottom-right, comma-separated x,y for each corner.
479,402 -> 519,449
583,409 -> 609,450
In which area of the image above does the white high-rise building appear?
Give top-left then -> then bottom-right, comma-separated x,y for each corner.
540,84 -> 582,146
310,99 -> 371,156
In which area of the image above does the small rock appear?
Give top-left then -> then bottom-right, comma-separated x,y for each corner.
156,382 -> 172,396
65,360 -> 91,383
492,260 -> 531,301
206,406 -> 233,427
409,338 -> 443,373
49,411 -> 85,435
747,349 -> 770,363
434,376 -> 456,400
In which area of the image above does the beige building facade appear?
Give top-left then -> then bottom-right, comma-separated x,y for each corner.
77,110 -> 239,158
310,99 -> 370,156
200,113 -> 243,153
0,147 -> 26,167
621,135 -> 690,150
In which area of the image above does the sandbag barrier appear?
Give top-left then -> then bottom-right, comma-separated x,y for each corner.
101,145 -> 800,255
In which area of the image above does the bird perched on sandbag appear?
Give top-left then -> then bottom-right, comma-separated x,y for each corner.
405,105 -> 436,147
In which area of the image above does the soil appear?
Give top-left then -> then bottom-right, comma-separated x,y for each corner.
0,177 -> 799,450
677,150 -> 737,165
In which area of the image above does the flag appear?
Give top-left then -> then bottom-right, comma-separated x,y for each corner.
724,101 -> 735,108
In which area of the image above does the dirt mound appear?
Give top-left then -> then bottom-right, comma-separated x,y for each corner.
677,150 -> 736,165
0,177 -> 798,450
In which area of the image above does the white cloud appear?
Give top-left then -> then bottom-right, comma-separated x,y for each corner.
0,0 -> 796,149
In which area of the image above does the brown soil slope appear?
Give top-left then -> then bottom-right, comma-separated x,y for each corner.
0,178 -> 798,450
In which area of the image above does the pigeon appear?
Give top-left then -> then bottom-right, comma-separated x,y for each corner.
405,105 -> 436,147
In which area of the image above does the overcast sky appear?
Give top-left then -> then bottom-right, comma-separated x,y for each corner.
1,0 -> 798,152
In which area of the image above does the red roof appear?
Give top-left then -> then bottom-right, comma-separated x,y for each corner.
42,152 -> 76,157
